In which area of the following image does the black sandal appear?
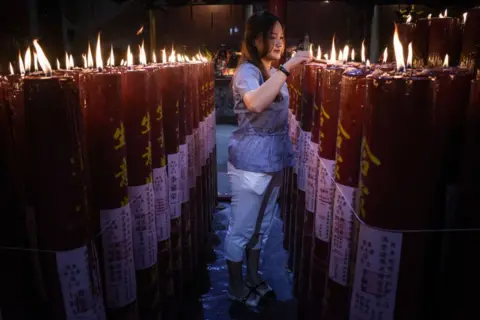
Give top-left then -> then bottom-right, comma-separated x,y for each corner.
245,280 -> 274,297
228,287 -> 260,307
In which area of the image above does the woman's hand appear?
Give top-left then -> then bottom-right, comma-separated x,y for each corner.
283,51 -> 312,72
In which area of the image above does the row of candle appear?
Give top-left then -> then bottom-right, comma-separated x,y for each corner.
282,23 -> 479,320
0,35 -> 216,320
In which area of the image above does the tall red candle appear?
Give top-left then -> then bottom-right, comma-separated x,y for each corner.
24,74 -> 106,319
324,68 -> 369,319
428,17 -> 462,67
350,74 -> 441,319
121,68 -> 159,319
397,22 -> 415,62
412,18 -> 430,67
460,7 -> 480,69
80,69 -> 139,319
297,62 -> 322,318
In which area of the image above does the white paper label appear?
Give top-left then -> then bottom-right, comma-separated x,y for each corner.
170,203 -> 181,219
298,131 -> 311,192
99,205 -> 137,308
56,246 -> 106,320
187,135 -> 196,188
179,144 -> 189,203
349,225 -> 402,320
193,129 -> 201,177
306,141 -> 319,212
328,183 -> 358,286
315,158 -> 336,242
153,166 -> 170,241
167,153 -> 180,207
128,183 -> 157,270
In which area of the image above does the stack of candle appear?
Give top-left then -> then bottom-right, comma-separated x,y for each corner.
283,10 -> 479,317
0,35 -> 215,320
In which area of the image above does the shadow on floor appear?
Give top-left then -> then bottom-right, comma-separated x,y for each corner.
180,203 -> 296,320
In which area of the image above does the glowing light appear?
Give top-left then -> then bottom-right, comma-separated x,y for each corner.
95,33 -> 103,70
87,42 -> 94,68
361,40 -> 366,63
406,15 -> 412,23
25,47 -> 31,73
162,49 -> 167,64
109,45 -> 115,66
9,62 -> 14,75
18,52 -> 25,75
127,45 -> 133,67
338,50 -> 343,62
309,44 -> 313,57
65,52 -> 69,70
366,59 -> 371,67
343,45 -> 349,62
351,48 -> 355,61
428,14 -> 432,20
329,35 -> 336,64
316,45 -> 321,60
463,12 -> 467,24
82,54 -> 87,69
407,42 -> 412,68
383,47 -> 388,63
152,52 -> 157,64
324,53 -> 328,60
34,52 -> 38,71
56,58 -> 60,70
69,54 -> 74,69
443,54 -> 449,67
139,41 -> 147,65
168,48 -> 176,63
393,24 -> 405,72
33,39 -> 52,75
136,26 -> 144,35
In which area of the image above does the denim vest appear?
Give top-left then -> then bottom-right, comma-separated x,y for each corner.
228,62 -> 294,173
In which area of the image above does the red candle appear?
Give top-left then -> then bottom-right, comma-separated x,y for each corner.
297,62 -> 323,318
428,17 -> 462,67
412,18 -> 430,67
24,74 -> 106,319
324,68 -> 369,319
121,67 -> 159,319
397,22 -> 415,62
80,69 -> 139,318
460,7 -> 480,69
350,73 -> 441,319
199,63 -> 210,240
160,64 -> 183,302
208,63 -> 216,224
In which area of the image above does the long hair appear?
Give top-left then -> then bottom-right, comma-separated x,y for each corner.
238,11 -> 284,82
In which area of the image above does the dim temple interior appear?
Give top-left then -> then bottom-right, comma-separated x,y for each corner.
0,0 -> 479,319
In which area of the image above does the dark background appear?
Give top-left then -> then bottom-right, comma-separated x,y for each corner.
0,0 -> 478,72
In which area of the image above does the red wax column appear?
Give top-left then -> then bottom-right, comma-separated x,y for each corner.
192,63 -> 204,261
428,17 -> 462,67
449,79 -> 480,317
23,75 -> 105,320
307,66 -> 329,314
184,63 -> 199,270
160,65 -> 183,302
206,62 -> 214,233
176,63 -> 193,282
292,65 -> 305,290
199,63 -> 210,239
324,69 -> 368,319
121,68 -> 159,319
147,66 -> 173,311
80,70 -> 138,319
461,7 -> 480,69
397,22 -> 415,62
208,64 -> 216,220
287,66 -> 301,271
297,63 -> 323,317
412,18 -> 430,68
350,75 -> 440,319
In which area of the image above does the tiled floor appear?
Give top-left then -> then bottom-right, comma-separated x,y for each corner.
181,124 -> 296,319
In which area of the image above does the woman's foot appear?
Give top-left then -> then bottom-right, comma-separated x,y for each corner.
245,275 -> 274,297
228,285 -> 260,307
245,249 -> 275,298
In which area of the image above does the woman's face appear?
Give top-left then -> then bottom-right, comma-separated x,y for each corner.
256,21 -> 284,61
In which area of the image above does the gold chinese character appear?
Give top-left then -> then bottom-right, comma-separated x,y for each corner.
141,112 -> 151,135
337,136 -> 343,149
113,122 -> 126,150
161,156 -> 166,167
115,157 -> 128,188
146,172 -> 152,184
361,160 -> 369,177
142,143 -> 152,167
121,195 -> 129,207
156,104 -> 163,121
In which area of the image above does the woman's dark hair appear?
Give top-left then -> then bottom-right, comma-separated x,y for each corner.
239,11 -> 284,81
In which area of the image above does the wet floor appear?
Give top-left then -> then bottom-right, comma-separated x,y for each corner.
179,124 -> 297,320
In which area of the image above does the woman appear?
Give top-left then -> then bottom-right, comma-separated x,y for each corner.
225,11 -> 312,306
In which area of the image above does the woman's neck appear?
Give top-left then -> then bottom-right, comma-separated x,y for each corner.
261,59 -> 272,71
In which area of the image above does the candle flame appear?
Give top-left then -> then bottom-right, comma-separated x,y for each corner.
139,41 -> 147,65
95,33 -> 103,70
109,45 -> 114,66
34,52 -> 38,71
463,12 -> 467,24
343,45 -> 349,62
338,50 -> 343,62
87,42 -> 94,68
177,54 -> 183,63
316,45 -> 321,60
152,52 -> 157,63
19,52 -> 25,75
127,45 -> 133,67
69,54 -> 74,69
309,43 -> 313,57
329,35 -> 336,64
428,13 -> 432,19
443,54 -> 449,67
406,15 -> 412,23
406,42 -> 412,68
366,59 -> 371,67
9,62 -> 14,75
324,53 -> 328,60
192,56 -> 197,62
361,40 -> 366,63
383,47 -> 388,63
393,24 -> 405,72
65,52 -> 69,70
56,58 -> 60,70
32,39 -> 52,75
136,26 -> 144,35
82,54 -> 87,69
291,51 -> 296,58
25,47 -> 31,73
120,59 -> 125,66
169,48 -> 176,63
162,49 -> 167,64
439,9 -> 447,18
351,48 -> 355,61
